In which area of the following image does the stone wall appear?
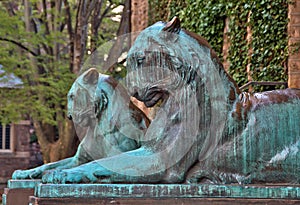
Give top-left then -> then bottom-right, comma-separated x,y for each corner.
288,0 -> 300,88
0,121 -> 31,184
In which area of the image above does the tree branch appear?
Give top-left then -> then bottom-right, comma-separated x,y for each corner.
84,0 -> 97,23
0,37 -> 38,56
63,0 -> 74,72
96,1 -> 113,29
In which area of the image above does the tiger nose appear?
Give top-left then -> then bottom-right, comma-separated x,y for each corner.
67,113 -> 73,120
131,86 -> 143,101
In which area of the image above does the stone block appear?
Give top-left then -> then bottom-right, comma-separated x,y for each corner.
289,71 -> 300,88
2,179 -> 41,205
289,14 -> 300,25
3,188 -> 34,205
288,25 -> 300,38
288,59 -> 300,72
28,184 -> 300,205
288,37 -> 300,59
289,0 -> 300,14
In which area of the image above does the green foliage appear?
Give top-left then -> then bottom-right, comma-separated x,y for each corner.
0,4 -> 72,124
0,0 -> 122,124
148,0 -> 172,25
247,1 -> 289,86
150,0 -> 289,91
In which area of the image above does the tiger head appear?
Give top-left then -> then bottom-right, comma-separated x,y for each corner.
67,68 -> 100,127
126,17 -> 240,108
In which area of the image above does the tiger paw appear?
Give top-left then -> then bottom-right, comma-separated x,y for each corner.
41,168 -> 98,184
12,169 -> 42,179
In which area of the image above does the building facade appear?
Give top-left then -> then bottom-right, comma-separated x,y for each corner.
0,121 -> 33,187
0,68 -> 42,193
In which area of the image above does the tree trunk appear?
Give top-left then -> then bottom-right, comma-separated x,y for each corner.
104,0 -> 131,72
73,0 -> 89,74
33,118 -> 77,163
49,119 -> 77,162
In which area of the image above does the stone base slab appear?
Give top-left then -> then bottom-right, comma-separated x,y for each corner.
28,183 -> 300,204
7,179 -> 41,189
34,183 -> 300,199
28,196 -> 300,205
4,182 -> 300,205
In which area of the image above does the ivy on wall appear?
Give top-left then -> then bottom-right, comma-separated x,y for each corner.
148,0 -> 289,91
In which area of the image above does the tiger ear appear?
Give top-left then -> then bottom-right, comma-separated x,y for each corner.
83,68 -> 99,85
160,17 -> 181,42
162,16 -> 181,34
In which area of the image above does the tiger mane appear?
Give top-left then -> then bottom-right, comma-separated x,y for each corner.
183,28 -> 240,102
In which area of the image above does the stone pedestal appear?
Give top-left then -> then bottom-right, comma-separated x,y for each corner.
27,197 -> 300,205
29,184 -> 300,205
2,179 -> 41,205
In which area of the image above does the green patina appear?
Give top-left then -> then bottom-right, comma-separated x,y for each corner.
7,179 -> 41,189
34,183 -> 300,199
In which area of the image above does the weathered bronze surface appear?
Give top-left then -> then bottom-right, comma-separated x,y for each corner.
33,183 -> 300,199
11,17 -> 300,186
7,179 -> 41,189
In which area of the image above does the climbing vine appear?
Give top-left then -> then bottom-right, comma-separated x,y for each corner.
149,0 -> 289,91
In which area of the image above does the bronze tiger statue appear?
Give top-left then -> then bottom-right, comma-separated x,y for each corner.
13,17 -> 300,184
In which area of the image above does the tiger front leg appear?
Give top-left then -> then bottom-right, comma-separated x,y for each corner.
12,145 -> 91,180
41,147 -> 168,184
12,157 -> 75,180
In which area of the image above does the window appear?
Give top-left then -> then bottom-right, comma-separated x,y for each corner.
0,123 -> 11,150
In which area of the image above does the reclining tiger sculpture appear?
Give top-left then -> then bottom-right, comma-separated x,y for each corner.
13,17 -> 300,184
12,68 -> 149,182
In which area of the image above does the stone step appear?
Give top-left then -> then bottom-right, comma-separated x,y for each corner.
28,196 -> 300,205
4,182 -> 300,205
29,183 -> 300,205
2,180 -> 41,205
